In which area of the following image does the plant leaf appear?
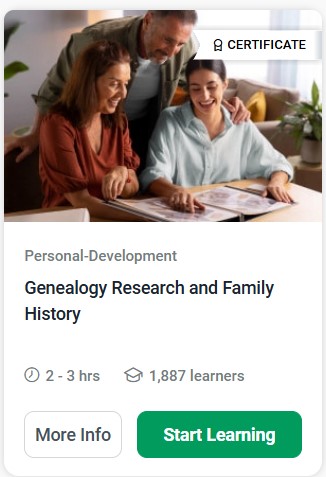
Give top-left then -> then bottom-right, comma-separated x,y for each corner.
290,102 -> 315,114
4,61 -> 29,80
311,80 -> 319,108
4,22 -> 21,50
312,120 -> 322,141
278,80 -> 322,144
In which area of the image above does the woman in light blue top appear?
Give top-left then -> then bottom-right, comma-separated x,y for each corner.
140,58 -> 293,212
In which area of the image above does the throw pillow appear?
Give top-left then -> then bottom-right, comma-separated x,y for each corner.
245,91 -> 267,122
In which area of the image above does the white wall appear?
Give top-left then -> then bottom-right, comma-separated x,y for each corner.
4,11 -> 88,134
197,9 -> 322,98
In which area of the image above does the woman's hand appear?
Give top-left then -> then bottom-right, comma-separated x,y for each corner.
168,189 -> 205,214
102,166 -> 128,200
148,179 -> 205,213
263,171 -> 293,203
222,97 -> 251,124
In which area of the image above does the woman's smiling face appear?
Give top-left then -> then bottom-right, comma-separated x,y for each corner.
188,68 -> 228,117
96,62 -> 130,114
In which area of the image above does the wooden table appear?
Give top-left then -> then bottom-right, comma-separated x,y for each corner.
4,207 -> 90,222
4,179 -> 322,222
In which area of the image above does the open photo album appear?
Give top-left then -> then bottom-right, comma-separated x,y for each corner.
105,185 -> 293,222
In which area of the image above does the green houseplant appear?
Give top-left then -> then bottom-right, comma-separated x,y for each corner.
4,22 -> 29,97
278,81 -> 322,164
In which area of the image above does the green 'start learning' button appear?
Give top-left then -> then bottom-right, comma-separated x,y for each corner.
137,411 -> 301,458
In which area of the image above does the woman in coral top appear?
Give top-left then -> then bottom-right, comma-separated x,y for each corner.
39,40 -> 140,219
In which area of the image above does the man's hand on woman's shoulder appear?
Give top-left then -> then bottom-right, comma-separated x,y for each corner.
222,97 -> 251,124
4,133 -> 39,163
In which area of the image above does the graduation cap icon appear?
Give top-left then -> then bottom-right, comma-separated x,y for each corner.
124,367 -> 143,382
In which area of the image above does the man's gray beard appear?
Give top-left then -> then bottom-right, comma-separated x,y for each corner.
149,55 -> 168,65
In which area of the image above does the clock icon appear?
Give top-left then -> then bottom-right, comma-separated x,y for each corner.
24,367 -> 40,382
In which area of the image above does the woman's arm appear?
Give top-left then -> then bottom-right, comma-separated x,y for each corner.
120,169 -> 139,198
101,166 -> 139,200
243,122 -> 294,203
149,178 -> 205,214
263,171 -> 293,203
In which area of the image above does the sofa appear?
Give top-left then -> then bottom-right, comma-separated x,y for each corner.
224,78 -> 300,157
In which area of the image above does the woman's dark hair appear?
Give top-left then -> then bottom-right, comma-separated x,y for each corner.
52,40 -> 130,128
185,57 -> 227,83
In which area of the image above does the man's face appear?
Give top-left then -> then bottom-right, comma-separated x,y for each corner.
142,13 -> 193,65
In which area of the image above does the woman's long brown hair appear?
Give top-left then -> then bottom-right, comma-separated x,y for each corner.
51,40 -> 130,128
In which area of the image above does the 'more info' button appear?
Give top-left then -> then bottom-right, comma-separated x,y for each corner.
24,411 -> 121,458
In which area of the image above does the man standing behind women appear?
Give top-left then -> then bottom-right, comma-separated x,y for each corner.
5,10 -> 249,166
140,58 -> 293,212
39,40 -> 140,220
